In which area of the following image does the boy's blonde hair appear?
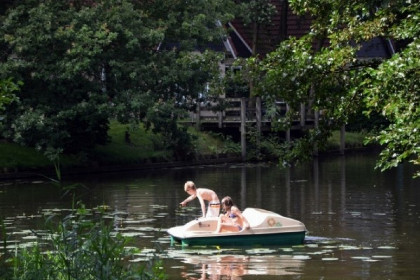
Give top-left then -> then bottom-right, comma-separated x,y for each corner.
184,181 -> 196,191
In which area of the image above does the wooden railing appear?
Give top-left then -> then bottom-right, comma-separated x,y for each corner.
182,97 -> 314,130
181,97 -> 346,159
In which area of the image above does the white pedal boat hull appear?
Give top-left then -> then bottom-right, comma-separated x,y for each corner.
168,208 -> 306,246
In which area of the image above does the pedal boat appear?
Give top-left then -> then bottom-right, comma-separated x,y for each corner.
168,208 -> 306,246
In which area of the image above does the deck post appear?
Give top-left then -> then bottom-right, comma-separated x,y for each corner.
313,158 -> 319,214
340,125 -> 346,155
241,166 -> 247,210
286,103 -> 291,143
218,111 -> 223,128
256,96 -> 262,156
195,102 -> 201,130
300,103 -> 305,128
285,168 -> 291,216
313,110 -> 319,156
241,97 -> 247,161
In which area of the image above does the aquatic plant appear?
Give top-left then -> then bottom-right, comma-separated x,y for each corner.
1,207 -> 167,280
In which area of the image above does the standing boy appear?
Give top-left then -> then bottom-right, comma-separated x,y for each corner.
180,181 -> 220,218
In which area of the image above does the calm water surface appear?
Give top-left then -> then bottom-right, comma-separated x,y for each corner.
1,153 -> 419,279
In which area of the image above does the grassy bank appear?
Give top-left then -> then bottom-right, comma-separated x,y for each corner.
325,130 -> 368,151
0,121 -> 367,172
0,121 -> 239,172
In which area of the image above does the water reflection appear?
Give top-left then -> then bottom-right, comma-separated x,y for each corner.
171,252 -> 303,279
1,153 -> 420,279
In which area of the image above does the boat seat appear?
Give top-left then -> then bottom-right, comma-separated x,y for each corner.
243,208 -> 273,228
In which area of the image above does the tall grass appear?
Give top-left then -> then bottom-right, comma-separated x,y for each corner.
0,206 -> 167,280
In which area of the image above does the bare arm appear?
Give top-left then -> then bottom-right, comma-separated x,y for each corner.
232,207 -> 250,229
241,215 -> 250,229
180,194 -> 196,206
197,195 -> 206,217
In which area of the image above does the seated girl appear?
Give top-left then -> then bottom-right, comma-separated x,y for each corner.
214,196 -> 250,233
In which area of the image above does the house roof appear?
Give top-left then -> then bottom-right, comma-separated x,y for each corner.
227,0 -> 311,57
225,0 -> 393,59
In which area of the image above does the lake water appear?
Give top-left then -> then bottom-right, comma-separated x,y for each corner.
1,152 -> 419,279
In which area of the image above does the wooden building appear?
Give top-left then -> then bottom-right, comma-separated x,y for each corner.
188,1 -> 395,158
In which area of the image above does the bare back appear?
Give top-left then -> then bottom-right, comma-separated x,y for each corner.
196,188 -> 219,202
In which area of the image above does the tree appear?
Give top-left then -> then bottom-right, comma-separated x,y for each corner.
362,2 -> 419,176
237,0 -> 277,54
0,0 -> 236,158
0,78 -> 20,112
249,0 -> 419,176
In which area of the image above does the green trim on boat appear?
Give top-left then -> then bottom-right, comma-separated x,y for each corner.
178,231 -> 306,247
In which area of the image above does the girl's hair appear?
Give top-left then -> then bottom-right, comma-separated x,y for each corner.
221,196 -> 234,208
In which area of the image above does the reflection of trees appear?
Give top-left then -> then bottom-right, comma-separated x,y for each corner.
70,157 -> 411,249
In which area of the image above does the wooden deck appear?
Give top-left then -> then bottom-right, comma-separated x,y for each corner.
181,97 -> 346,160
180,98 -> 315,131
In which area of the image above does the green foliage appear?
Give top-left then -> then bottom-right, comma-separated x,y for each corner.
325,130 -> 368,151
92,120 -> 170,164
0,120 -> 171,171
362,3 -> 419,177
190,130 -> 241,156
248,0 -> 419,176
44,146 -> 63,181
0,218 -> 12,279
0,78 -> 21,112
1,0 -> 120,153
2,206 -> 167,280
146,101 -> 195,159
363,38 -> 420,176
238,0 -> 277,26
236,0 -> 277,53
0,0 -> 237,161
346,108 -> 389,133
146,0 -> 236,50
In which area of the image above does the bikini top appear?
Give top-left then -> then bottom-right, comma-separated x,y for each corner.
229,213 -> 238,219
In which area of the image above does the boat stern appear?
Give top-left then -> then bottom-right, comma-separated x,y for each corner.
167,217 -> 219,244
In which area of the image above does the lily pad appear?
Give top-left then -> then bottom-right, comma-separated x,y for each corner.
339,245 -> 360,250
170,266 -> 186,269
372,255 -> 392,259
22,235 -> 38,240
307,251 -> 324,255
293,255 -> 311,260
245,248 -> 276,254
150,204 -> 168,209
322,257 -> 339,261
129,257 -> 150,262
281,248 -> 294,252
120,232 -> 146,237
322,245 -> 338,249
351,256 -> 371,260
377,246 -> 397,250
349,212 -> 362,216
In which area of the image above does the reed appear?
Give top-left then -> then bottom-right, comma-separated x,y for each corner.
1,207 -> 167,280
